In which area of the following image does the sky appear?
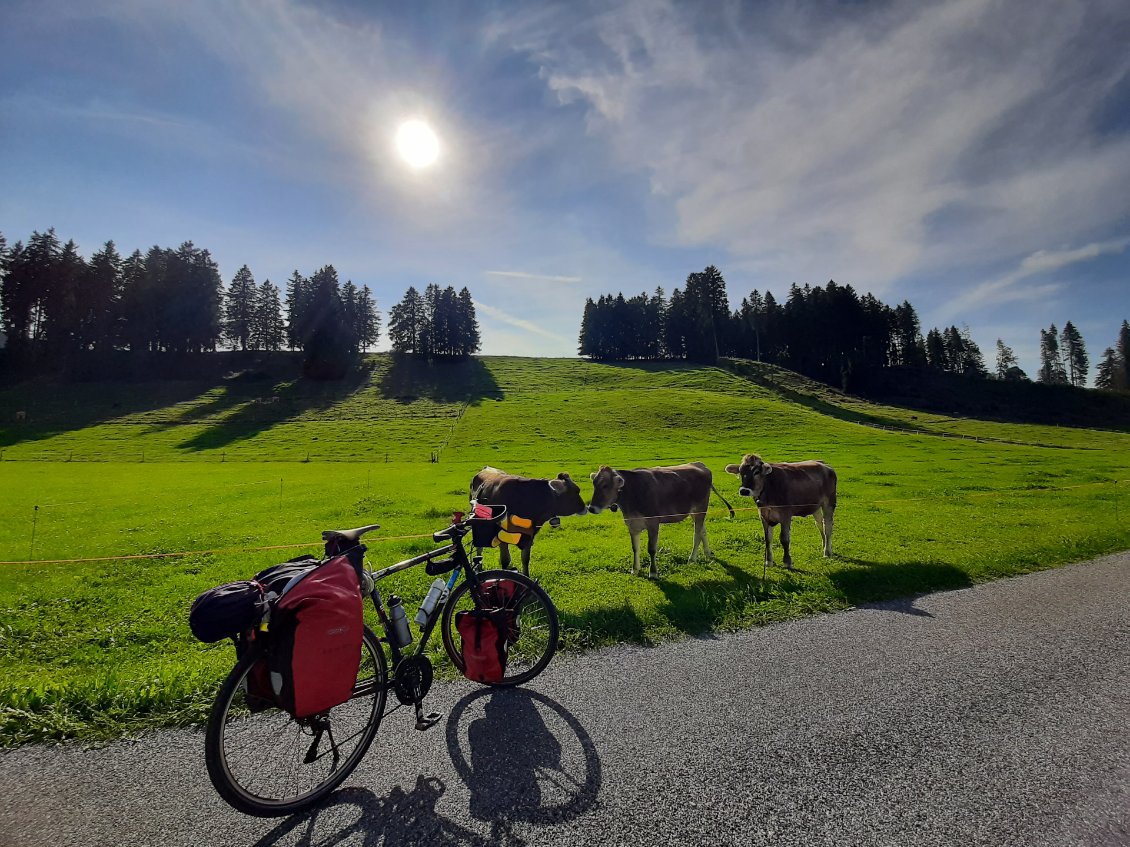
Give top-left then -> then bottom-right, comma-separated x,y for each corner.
1,0 -> 1128,379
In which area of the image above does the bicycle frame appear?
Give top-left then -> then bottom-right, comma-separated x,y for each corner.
354,523 -> 496,669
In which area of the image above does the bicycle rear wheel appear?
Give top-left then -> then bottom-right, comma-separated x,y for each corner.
205,626 -> 387,817
441,570 -> 559,687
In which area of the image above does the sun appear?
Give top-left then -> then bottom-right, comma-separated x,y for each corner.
395,119 -> 440,169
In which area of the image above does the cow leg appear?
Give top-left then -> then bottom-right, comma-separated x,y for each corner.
822,504 -> 834,557
629,526 -> 642,576
646,521 -> 659,579
499,542 -> 513,570
691,510 -> 709,564
520,543 -> 533,577
780,516 -> 794,569
761,516 -> 775,569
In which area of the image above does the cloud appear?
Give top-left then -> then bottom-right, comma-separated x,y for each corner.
476,302 -> 571,343
1017,238 -> 1130,276
499,0 -> 1130,292
938,236 -> 1130,319
485,270 -> 583,283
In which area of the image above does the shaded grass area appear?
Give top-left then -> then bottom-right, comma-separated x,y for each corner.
1,356 -> 1130,745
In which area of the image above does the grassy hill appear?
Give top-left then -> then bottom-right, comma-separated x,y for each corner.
1,354 -> 1128,744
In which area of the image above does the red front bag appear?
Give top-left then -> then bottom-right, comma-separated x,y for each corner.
268,556 -> 363,718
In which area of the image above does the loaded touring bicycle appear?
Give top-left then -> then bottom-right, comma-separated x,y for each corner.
190,506 -> 560,816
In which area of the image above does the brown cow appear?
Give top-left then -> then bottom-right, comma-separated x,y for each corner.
470,466 -> 587,575
587,462 -> 734,578
725,454 -> 837,572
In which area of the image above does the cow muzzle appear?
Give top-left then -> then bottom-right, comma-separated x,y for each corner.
610,503 -> 620,512
587,505 -> 603,515
738,487 -> 753,498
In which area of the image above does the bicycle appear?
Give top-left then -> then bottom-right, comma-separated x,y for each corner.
203,508 -> 560,817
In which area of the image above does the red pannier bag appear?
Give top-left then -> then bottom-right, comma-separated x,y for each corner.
455,610 -> 507,683
268,556 -> 364,718
480,577 -> 527,644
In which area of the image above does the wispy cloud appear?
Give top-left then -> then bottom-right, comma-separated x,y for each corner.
476,302 -> 571,342
939,236 -> 1130,319
485,270 -> 583,284
500,0 -> 1130,293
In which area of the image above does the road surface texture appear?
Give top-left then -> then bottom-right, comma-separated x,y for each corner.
2,552 -> 1128,847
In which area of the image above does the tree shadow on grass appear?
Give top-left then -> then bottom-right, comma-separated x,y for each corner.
0,377 -> 227,449
378,354 -> 503,405
177,362 -> 376,452
830,556 -> 974,616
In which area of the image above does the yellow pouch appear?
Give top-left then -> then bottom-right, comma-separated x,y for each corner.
508,515 -> 533,531
497,529 -> 523,545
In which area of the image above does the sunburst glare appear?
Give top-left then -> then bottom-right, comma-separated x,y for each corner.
395,119 -> 440,169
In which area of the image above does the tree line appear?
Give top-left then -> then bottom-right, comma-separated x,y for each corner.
0,228 -> 483,378
579,265 -> 1130,392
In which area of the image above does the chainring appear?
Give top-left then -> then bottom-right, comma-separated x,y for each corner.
392,654 -> 434,705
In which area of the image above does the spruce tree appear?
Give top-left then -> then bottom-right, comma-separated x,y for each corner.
1118,320 -> 1130,390
118,249 -> 152,352
1094,347 -> 1120,391
285,271 -> 310,351
251,280 -> 285,351
995,339 -> 1016,379
1059,321 -> 1088,387
85,241 -> 122,351
389,286 -> 426,354
224,265 -> 257,351
1038,324 -> 1068,384
456,287 -> 479,356
355,285 -> 381,352
925,328 -> 947,370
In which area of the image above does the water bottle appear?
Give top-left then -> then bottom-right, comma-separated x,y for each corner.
386,595 -> 413,647
415,578 -> 447,626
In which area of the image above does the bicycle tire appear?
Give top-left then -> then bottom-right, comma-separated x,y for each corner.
440,570 -> 559,687
205,625 -> 387,817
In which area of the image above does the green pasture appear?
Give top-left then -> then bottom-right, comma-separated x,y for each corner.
1,355 -> 1129,745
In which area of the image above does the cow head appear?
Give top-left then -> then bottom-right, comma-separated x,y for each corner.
725,454 -> 773,501
548,472 -> 587,517
587,465 -> 624,514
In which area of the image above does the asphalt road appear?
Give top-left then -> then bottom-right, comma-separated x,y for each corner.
2,552 -> 1128,847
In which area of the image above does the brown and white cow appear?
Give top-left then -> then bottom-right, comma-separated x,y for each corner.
725,454 -> 837,572
470,466 -> 587,575
587,462 -> 734,578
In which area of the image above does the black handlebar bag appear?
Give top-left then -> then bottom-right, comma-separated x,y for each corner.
267,555 -> 364,718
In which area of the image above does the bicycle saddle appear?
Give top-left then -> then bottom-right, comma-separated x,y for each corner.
321,523 -> 381,544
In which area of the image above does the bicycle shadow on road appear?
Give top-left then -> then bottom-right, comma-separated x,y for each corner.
249,776 -> 492,847
446,688 -> 603,843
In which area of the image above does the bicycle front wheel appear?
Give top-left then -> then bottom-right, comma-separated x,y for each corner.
441,570 -> 559,687
204,625 -> 387,817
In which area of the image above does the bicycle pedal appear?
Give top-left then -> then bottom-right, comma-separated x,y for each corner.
415,711 -> 442,731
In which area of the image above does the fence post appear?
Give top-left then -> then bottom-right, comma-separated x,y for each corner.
29,505 -> 38,562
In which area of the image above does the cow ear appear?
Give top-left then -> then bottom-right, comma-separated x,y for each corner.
614,473 -> 625,490
558,472 -> 570,480
725,464 -> 740,475
589,471 -> 597,481
763,465 -> 774,475
548,478 -> 567,494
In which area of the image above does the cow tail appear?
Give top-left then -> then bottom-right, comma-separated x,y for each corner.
711,483 -> 735,519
